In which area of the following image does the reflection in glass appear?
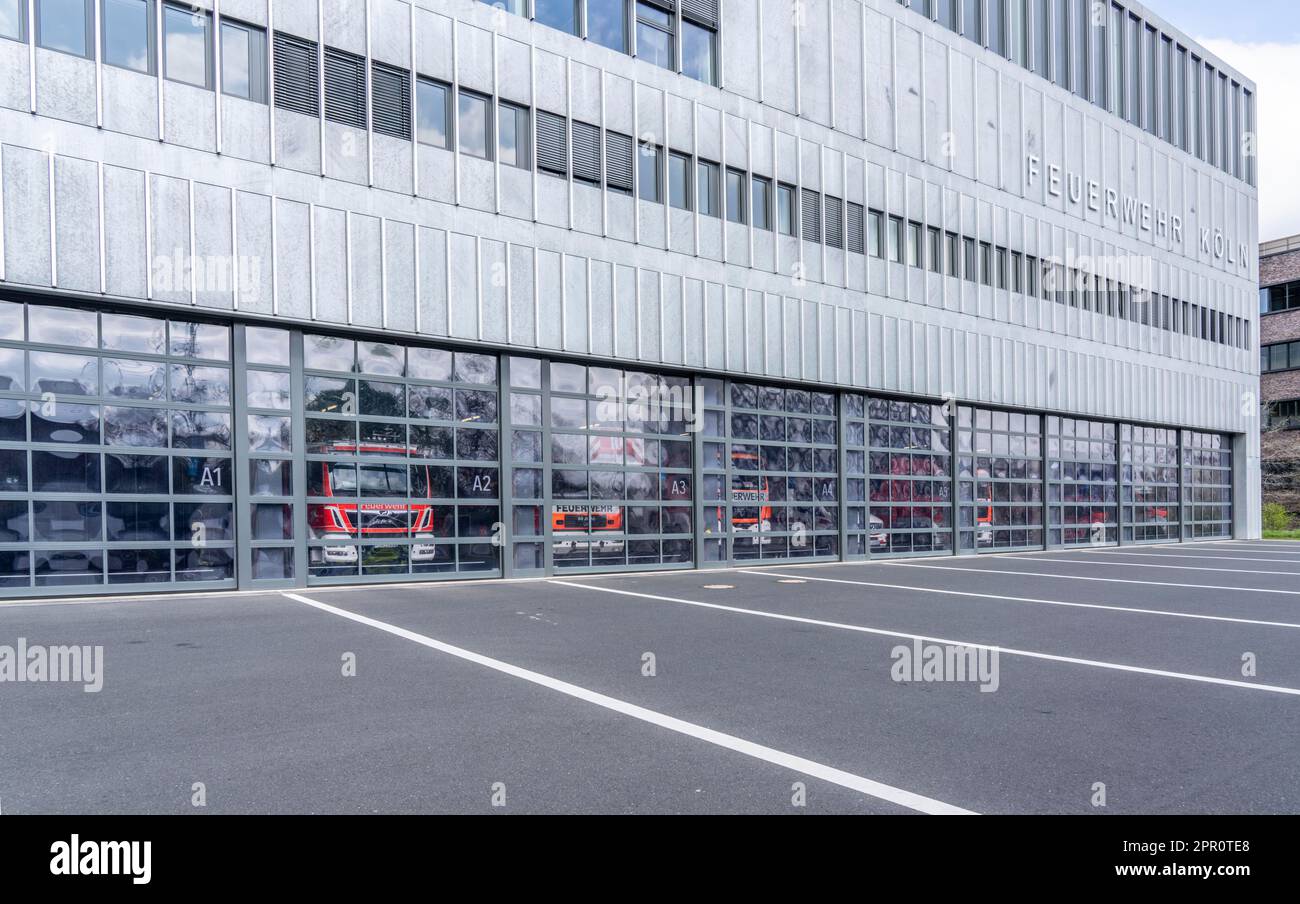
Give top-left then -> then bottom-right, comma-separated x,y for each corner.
32,500 -> 102,542
30,402 -> 100,445
171,411 -> 231,450
103,358 -> 165,399
105,454 -> 169,494
30,351 -> 98,396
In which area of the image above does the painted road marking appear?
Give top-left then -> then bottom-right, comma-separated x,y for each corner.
551,581 -> 1300,698
281,592 -> 975,815
731,569 -> 1300,629
880,562 -> 1300,596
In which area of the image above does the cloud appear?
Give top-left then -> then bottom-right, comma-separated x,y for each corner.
1196,38 -> 1300,243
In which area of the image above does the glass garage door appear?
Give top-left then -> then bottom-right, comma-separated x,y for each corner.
863,397 -> 954,557
1121,424 -> 1180,543
956,406 -> 1044,553
1046,416 -> 1119,547
511,359 -> 694,574
701,379 -> 840,563
0,300 -> 236,595
302,334 -> 502,583
1183,430 -> 1232,539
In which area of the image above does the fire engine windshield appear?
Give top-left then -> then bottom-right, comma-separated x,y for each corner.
327,464 -> 409,495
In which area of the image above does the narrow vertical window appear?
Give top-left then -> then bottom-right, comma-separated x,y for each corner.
221,20 -> 268,103
103,0 -> 152,74
669,152 -> 692,211
499,103 -> 532,170
638,143 -> 663,203
458,90 -> 492,159
416,78 -> 451,149
163,2 -> 212,89
696,159 -> 721,217
587,0 -> 627,53
0,0 -> 24,41
726,169 -> 747,224
751,176 -> 772,231
777,184 -> 797,236
37,0 -> 90,57
636,1 -> 674,71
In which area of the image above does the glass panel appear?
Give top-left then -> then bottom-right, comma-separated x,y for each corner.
103,0 -> 151,72
163,4 -> 210,88
37,0 -> 88,56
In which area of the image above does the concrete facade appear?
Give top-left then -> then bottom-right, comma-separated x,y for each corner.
0,0 -> 1263,595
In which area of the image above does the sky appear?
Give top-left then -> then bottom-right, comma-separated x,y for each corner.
1144,0 -> 1300,242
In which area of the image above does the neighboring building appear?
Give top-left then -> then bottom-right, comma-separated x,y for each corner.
0,0 -> 1260,598
1259,234 -> 1300,516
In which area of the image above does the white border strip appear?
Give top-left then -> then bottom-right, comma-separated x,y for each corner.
1019,556 -> 1300,577
282,592 -> 974,816
882,562 -> 1300,596
737,571 -> 1300,630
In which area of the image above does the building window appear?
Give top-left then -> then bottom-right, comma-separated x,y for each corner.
37,0 -> 91,58
324,48 -> 367,129
1052,0 -> 1068,88
751,176 -> 772,231
868,211 -> 883,258
823,196 -> 842,248
776,183 -> 796,236
571,120 -> 602,183
1010,250 -> 1022,292
273,32 -> 319,117
416,78 -> 451,149
221,20 -> 267,103
102,0 -> 152,74
1031,0 -> 1048,78
963,237 -> 977,280
988,0 -> 1004,57
847,202 -> 865,254
636,1 -> 674,71
0,0 -> 23,41
945,232 -> 959,277
937,0 -> 956,31
163,3 -> 212,89
638,142 -> 662,203
371,62 -> 412,140
907,222 -> 922,267
587,0 -> 627,52
887,217 -> 903,263
697,159 -> 721,217
927,226 -> 942,272
726,169 -> 746,225
499,102 -> 531,169
605,131 -> 635,194
961,0 -> 981,44
668,152 -> 692,210
800,189 -> 822,244
534,0 -> 578,35
458,90 -> 492,159
681,18 -> 717,86
535,110 -> 568,177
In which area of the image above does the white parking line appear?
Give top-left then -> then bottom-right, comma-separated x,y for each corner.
281,592 -> 975,816
1012,557 -> 1300,577
1072,549 -> 1300,565
881,562 -> 1300,596
732,570 -> 1300,629
550,581 -> 1300,698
